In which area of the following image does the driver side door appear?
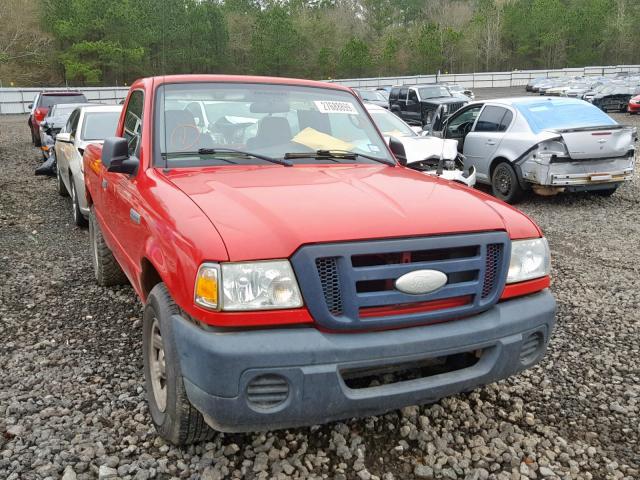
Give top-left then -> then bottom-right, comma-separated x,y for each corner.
443,104 -> 483,152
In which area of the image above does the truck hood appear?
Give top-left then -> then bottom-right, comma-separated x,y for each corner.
162,165 -> 532,261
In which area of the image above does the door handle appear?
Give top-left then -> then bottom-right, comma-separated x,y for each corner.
101,179 -> 108,189
486,140 -> 496,145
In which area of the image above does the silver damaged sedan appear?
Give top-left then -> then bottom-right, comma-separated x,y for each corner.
433,97 -> 636,203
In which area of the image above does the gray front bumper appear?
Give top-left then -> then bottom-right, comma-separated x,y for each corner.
172,290 -> 556,432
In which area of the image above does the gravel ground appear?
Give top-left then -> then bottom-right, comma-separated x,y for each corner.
1,88 -> 639,480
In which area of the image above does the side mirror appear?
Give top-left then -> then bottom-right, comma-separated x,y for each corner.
389,137 -> 407,166
56,132 -> 71,143
102,137 -> 138,175
28,103 -> 33,109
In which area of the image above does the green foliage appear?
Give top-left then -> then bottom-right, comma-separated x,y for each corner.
251,5 -> 300,75
339,37 -> 372,77
18,0 -> 640,86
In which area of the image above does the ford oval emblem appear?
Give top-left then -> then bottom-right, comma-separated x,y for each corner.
395,270 -> 448,295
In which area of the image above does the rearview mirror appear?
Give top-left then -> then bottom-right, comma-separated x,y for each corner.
389,137 -> 407,166
102,137 -> 138,175
56,132 -> 71,143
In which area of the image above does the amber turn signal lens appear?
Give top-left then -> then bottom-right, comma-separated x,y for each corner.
194,264 -> 219,310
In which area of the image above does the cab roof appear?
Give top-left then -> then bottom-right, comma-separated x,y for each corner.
145,74 -> 352,93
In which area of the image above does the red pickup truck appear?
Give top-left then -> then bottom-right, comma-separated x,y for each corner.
83,75 -> 555,445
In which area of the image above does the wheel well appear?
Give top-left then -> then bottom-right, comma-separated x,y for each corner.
140,258 -> 163,300
489,157 -> 511,179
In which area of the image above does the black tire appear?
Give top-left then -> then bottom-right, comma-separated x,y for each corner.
70,176 -> 88,227
55,154 -> 68,197
89,208 -> 128,286
491,161 -> 524,204
592,186 -> 618,197
143,283 -> 215,445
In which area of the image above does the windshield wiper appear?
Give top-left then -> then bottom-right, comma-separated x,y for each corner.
284,149 -> 394,166
197,148 -> 292,167
162,150 -> 238,164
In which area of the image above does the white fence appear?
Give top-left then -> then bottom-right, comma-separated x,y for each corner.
327,64 -> 640,89
3,64 -> 640,114
0,86 -> 129,115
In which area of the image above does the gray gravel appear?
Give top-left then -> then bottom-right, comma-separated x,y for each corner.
1,88 -> 639,479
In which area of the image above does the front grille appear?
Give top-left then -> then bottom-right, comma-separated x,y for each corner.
315,257 -> 343,315
482,244 -> 503,298
246,374 -> 289,409
292,232 -> 510,331
447,102 -> 466,114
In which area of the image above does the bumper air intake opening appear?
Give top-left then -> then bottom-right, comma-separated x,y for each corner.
246,374 -> 290,410
520,331 -> 545,365
340,350 -> 482,390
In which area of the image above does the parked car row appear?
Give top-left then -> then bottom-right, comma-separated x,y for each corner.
355,83 -> 635,202
29,90 -> 123,225
525,74 -> 640,113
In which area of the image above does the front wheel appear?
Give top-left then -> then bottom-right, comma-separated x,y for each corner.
70,176 -> 88,227
143,283 -> 215,445
55,154 -> 68,197
491,162 -> 524,204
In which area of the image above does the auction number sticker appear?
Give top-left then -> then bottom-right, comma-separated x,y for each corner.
314,100 -> 358,114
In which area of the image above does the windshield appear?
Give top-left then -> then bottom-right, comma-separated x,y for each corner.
359,90 -> 386,102
41,94 -> 87,108
369,109 -> 416,137
155,82 -> 394,167
418,86 -> 451,99
82,111 -> 121,140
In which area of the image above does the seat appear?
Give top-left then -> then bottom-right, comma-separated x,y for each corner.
246,116 -> 292,150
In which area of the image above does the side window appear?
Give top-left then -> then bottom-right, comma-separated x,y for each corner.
66,110 -> 79,136
475,106 -> 508,133
446,105 -> 482,135
389,88 -> 399,102
499,110 -> 513,132
408,89 -> 418,102
124,90 -> 144,156
399,87 -> 408,101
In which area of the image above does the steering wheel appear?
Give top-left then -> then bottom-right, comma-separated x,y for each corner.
169,124 -> 200,151
457,121 -> 473,136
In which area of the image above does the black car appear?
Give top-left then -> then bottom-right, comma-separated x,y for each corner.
389,84 -> 468,126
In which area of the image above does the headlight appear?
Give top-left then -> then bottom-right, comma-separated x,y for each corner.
507,238 -> 550,284
194,260 -> 303,311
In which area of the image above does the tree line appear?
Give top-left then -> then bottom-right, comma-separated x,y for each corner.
1,0 -> 640,86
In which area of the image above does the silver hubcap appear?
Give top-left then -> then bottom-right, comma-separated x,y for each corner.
149,318 -> 168,412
